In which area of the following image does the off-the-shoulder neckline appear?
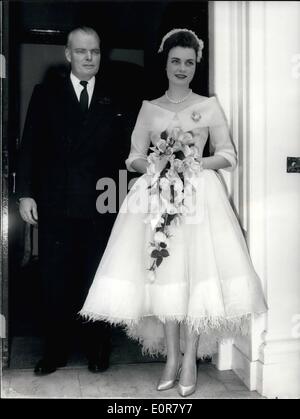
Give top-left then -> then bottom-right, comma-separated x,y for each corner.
143,96 -> 215,114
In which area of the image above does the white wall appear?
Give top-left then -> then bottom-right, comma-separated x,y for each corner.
209,1 -> 300,398
264,1 -> 300,336
253,1 -> 300,399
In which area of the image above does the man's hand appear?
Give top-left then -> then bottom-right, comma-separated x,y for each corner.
19,198 -> 38,225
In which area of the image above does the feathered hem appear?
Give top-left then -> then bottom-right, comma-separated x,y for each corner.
79,309 -> 253,359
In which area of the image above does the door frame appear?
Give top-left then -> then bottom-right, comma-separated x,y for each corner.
208,0 -> 268,391
1,0 -> 10,368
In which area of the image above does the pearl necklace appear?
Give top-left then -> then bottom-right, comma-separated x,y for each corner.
165,89 -> 192,104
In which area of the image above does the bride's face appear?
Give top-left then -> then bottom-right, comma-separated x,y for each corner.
166,47 -> 196,87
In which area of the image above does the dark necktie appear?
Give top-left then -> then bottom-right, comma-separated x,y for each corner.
79,80 -> 88,113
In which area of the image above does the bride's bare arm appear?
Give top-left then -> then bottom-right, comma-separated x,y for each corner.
201,155 -> 231,171
131,158 -> 149,174
125,102 -> 152,174
208,120 -> 237,171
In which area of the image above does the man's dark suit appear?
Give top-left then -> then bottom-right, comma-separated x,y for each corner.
17,73 -> 129,366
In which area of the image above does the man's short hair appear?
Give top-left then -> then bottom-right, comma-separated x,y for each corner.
66,26 -> 100,48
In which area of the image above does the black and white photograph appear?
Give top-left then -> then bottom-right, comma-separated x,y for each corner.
1,0 -> 300,401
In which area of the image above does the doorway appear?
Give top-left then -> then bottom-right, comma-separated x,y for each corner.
3,0 -> 209,369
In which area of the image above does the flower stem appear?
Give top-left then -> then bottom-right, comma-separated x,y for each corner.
150,260 -> 156,270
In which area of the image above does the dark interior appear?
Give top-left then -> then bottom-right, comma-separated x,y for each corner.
6,0 -> 209,368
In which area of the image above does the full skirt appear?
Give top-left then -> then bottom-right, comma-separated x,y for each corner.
80,170 -> 267,358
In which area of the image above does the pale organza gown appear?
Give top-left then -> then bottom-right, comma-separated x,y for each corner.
80,97 -> 267,358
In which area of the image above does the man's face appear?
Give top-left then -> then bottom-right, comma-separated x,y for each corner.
65,31 -> 101,81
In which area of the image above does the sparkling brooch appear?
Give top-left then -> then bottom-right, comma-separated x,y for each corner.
191,110 -> 202,122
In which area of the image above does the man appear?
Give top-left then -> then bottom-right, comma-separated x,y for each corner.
17,27 -> 128,374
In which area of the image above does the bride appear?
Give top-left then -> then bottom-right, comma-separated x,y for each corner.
80,28 -> 267,397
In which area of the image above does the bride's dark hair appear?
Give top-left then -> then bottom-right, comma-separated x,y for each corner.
150,29 -> 205,98
159,31 -> 200,65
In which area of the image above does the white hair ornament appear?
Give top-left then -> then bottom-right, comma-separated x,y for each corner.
158,28 -> 204,62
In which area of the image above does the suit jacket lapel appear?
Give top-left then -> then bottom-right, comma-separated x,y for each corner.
62,77 -> 83,128
57,76 -> 114,149
83,78 -> 114,142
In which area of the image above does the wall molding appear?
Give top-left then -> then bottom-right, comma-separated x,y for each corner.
257,336 -> 300,398
259,334 -> 300,364
209,0 -> 268,391
232,336 -> 300,396
232,344 -> 258,391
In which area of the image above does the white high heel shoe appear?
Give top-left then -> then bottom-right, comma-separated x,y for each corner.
157,359 -> 182,391
177,363 -> 198,397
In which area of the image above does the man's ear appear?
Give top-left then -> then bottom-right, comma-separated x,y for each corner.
65,47 -> 71,63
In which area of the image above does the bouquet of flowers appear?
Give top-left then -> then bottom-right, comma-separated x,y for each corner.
145,127 -> 203,282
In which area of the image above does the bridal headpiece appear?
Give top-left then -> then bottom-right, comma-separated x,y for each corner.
158,28 -> 204,62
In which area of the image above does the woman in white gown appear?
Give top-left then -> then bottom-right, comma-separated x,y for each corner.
80,29 -> 267,397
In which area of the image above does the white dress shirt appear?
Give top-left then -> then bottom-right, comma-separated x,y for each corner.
70,73 -> 95,108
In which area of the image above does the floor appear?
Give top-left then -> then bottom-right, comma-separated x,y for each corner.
4,260 -> 264,399
2,363 -> 264,399
2,333 -> 263,399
